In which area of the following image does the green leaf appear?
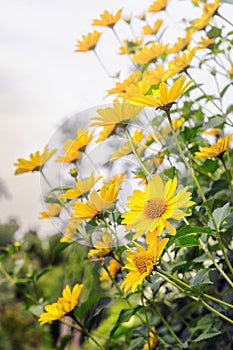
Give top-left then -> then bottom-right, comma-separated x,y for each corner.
209,203 -> 230,230
163,166 -> 176,179
220,82 -> 233,98
128,337 -> 145,349
201,198 -> 215,213
192,329 -> 222,343
207,26 -> 222,39
190,269 -> 213,286
74,294 -> 104,321
110,305 -> 143,336
87,297 -> 113,331
168,226 -> 211,248
56,334 -> 73,350
173,234 -> 200,248
52,241 -> 74,262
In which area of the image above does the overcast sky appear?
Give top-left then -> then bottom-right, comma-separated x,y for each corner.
1,0 -> 232,238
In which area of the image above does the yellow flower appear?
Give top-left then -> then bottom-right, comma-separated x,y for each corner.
119,38 -> 143,55
75,30 -> 102,52
148,0 -> 168,13
111,130 -> 144,161
39,284 -> 83,325
14,145 -> 57,175
167,32 -> 193,54
100,259 -> 121,281
92,9 -> 122,28
203,128 -> 221,136
142,19 -> 163,35
195,135 -> 232,159
87,232 -> 114,258
146,64 -> 167,85
119,76 -> 153,100
190,1 -> 219,32
120,232 -> 169,294
60,172 -> 102,200
197,36 -> 216,50
72,183 -> 119,223
40,203 -> 62,219
108,173 -> 126,184
56,128 -> 94,163
107,71 -> 140,96
60,218 -> 80,242
128,75 -> 193,110
164,47 -> 197,80
122,173 -> 194,239
143,327 -> 159,350
203,0 -> 219,17
91,102 -> 143,142
132,43 -> 168,65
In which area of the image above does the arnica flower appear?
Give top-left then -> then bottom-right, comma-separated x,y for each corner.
87,232 -> 114,258
60,172 -> 102,200
148,0 -> 168,13
163,47 -> 197,80
195,135 -> 232,159
100,259 -> 121,281
143,326 -> 159,350
91,101 -> 143,142
120,231 -> 169,294
73,182 -> 119,223
142,19 -> 163,35
119,38 -> 143,55
92,9 -> 122,28
167,32 -> 193,54
128,75 -> 193,111
121,173 -> 195,240
39,284 -> 83,325
14,145 -> 57,175
197,36 -> 216,50
132,43 -> 168,65
111,130 -> 145,161
56,128 -> 94,163
190,0 -> 219,32
107,71 -> 140,96
75,30 -> 102,52
40,203 -> 62,219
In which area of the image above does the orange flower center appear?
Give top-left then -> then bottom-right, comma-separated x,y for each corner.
143,198 -> 165,219
132,255 -> 154,274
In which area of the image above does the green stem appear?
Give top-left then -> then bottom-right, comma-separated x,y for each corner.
124,127 -> 152,179
220,155 -> 233,203
217,12 -> 233,28
140,294 -> 152,350
0,262 -> 14,283
93,49 -> 113,78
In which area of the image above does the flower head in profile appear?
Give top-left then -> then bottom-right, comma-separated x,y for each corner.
111,130 -> 145,161
120,232 -> 169,294
107,71 -> 140,96
122,173 -> 195,240
142,19 -> 163,35
39,284 -> 83,325
92,9 -> 122,28
195,135 -> 232,159
75,30 -> 102,52
197,36 -> 216,50
40,203 -> 62,219
143,326 -> 158,350
60,218 -> 80,242
132,43 -> 168,65
148,0 -> 168,13
87,232 -> 114,258
128,75 -> 193,111
100,258 -> 121,281
167,32 -> 193,54
14,145 -> 57,175
164,47 -> 197,80
72,182 -> 120,223
119,38 -> 143,55
91,101 -> 143,142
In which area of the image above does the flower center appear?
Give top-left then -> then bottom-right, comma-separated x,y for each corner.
132,255 -> 154,274
143,198 -> 165,219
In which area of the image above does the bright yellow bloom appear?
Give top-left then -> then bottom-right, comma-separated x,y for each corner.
122,173 -> 195,239
203,0 -> 219,17
92,9 -> 122,28
60,172 -> 102,200
148,0 -> 168,13
143,327 -> 159,350
107,71 -> 140,96
142,19 -> 163,35
197,36 -> 216,50
120,232 -> 169,294
164,47 -> 197,80
203,128 -> 221,136
73,183 -> 119,223
195,135 -> 232,159
100,259 -> 121,281
56,128 -> 94,163
108,173 -> 125,184
119,38 -> 143,55
145,64 -> 167,84
190,1 -> 219,32
132,43 -> 168,65
167,32 -> 193,54
91,102 -> 143,142
14,145 -> 57,175
128,75 -> 193,110
39,284 -> 83,325
75,30 -> 102,52
87,232 -> 114,258
111,130 -> 144,161
60,218 -> 80,242
40,203 -> 62,219
160,117 -> 185,138
119,76 -> 152,100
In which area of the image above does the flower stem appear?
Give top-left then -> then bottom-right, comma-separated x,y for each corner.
93,49 -> 113,78
220,155 -> 233,203
217,12 -> 233,28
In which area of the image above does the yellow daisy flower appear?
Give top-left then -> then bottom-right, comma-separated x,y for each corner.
100,259 -> 121,281
118,38 -> 143,55
39,284 -> 83,325
120,232 -> 169,294
60,172 -> 102,200
197,36 -> 216,50
167,32 -> 193,54
87,232 -> 114,258
145,64 -> 167,85
164,47 -> 197,80
119,76 -> 153,100
107,71 -> 140,96
110,130 -> 144,161
75,30 -> 102,52
108,173 -> 126,184
72,182 -> 120,223
39,203 -> 62,219
203,128 -> 221,136
148,0 -> 168,13
122,173 -> 194,239
14,145 -> 57,175
91,102 -> 143,142
132,43 -> 168,65
195,135 -> 232,159
56,128 -> 94,163
92,9 -> 122,28
142,19 -> 163,35
143,326 -> 158,350
128,75 -> 193,110
60,218 -> 80,242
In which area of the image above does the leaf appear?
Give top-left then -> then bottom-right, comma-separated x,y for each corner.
163,166 -> 176,179
201,198 -> 215,214
220,82 -> 233,98
168,226 -> 211,248
207,26 -> 222,39
191,329 -> 222,343
87,297 -> 113,331
34,267 -> 53,281
208,203 -> 230,230
52,241 -> 74,262
173,235 -> 200,248
74,294 -> 104,321
128,337 -> 145,349
56,334 -> 73,350
110,305 -> 143,336
190,269 -> 213,286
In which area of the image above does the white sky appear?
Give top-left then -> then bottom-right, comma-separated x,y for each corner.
1,0 -> 232,238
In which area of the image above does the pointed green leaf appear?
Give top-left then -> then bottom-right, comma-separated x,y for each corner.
110,305 -> 143,336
